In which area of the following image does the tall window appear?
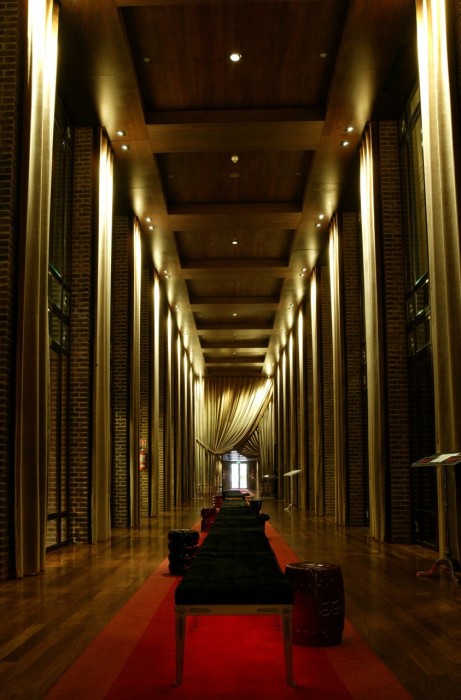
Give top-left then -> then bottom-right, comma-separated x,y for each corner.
47,100 -> 73,550
400,87 -> 436,549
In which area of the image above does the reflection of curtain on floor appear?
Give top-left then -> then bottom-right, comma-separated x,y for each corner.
195,378 -> 273,492
14,1 -> 59,578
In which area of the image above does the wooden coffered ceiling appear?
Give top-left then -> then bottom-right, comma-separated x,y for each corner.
58,0 -> 417,377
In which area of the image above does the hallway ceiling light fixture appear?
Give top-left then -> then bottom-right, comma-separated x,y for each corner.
120,143 -> 130,151
345,125 -> 355,133
340,139 -> 350,147
232,233 -> 238,245
229,52 -> 242,62
231,154 -> 239,163
229,171 -> 240,178
115,129 -> 126,137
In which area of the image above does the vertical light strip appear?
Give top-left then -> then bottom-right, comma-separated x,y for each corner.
92,130 -> 114,542
15,0 -> 59,576
416,0 -> 461,560
150,273 -> 161,516
297,307 -> 307,510
329,216 -> 346,525
129,218 -> 142,527
360,124 -> 386,542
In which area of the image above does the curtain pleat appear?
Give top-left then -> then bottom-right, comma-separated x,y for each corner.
329,216 -> 347,526
91,130 -> 113,542
416,0 -> 461,559
129,218 -> 142,527
14,0 -> 59,577
360,124 -> 386,542
195,377 -> 273,493
310,270 -> 324,515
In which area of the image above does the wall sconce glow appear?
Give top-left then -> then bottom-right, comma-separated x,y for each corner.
230,52 -> 242,62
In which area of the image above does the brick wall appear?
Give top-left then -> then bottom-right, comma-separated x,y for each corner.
69,127 -> 95,544
305,296 -> 315,511
378,121 -> 411,542
321,264 -> 335,517
140,268 -> 150,517
111,215 -> 130,527
0,0 -> 26,579
342,212 -> 367,526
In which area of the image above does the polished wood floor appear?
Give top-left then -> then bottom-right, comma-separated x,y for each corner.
1,499 -> 460,699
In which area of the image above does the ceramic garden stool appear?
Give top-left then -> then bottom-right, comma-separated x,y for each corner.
168,529 -> 200,575
285,562 -> 345,646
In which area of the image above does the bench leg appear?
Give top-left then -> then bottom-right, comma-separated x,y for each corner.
282,606 -> 295,686
175,607 -> 186,686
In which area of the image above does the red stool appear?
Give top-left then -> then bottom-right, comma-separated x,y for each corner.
285,562 -> 345,646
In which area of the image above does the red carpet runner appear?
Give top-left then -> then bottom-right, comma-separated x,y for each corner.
46,523 -> 413,699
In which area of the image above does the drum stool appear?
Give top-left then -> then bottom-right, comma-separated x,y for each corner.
168,529 -> 200,575
285,562 -> 345,646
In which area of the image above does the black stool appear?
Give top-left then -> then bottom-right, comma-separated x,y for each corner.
168,529 -> 200,575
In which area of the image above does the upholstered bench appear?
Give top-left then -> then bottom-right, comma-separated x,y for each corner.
174,502 -> 294,686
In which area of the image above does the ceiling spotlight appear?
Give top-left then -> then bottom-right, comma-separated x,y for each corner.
345,125 -> 355,133
232,313 -> 238,317
120,144 -> 130,151
143,57 -> 151,63
340,140 -> 350,147
116,129 -> 126,137
229,52 -> 242,62
148,225 -> 154,230
320,52 -> 328,58
318,213 -> 324,220
229,172 -> 240,179
231,154 -> 239,164
232,234 -> 238,245
316,222 -> 322,228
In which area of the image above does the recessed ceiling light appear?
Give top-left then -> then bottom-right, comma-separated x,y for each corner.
233,313 -> 238,317
120,144 -> 130,151
148,225 -> 154,230
316,222 -> 322,228
146,217 -> 152,222
143,57 -> 150,63
345,125 -> 355,133
320,52 -> 328,58
231,154 -> 239,164
340,140 -> 350,147
229,172 -> 240,179
116,129 -> 126,137
229,52 -> 242,62
318,213 -> 324,220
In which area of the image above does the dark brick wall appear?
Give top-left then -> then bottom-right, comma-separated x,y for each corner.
0,0 -> 26,579
111,215 -> 130,527
305,296 -> 315,511
69,127 -> 95,544
378,121 -> 411,542
140,268 -> 150,517
342,212 -> 366,526
321,265 -> 335,517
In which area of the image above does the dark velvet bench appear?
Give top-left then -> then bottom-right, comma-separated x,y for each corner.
174,499 -> 294,685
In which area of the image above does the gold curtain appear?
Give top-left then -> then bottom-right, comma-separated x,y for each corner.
329,215 -> 347,525
416,0 -> 461,558
310,270 -> 324,515
195,377 -> 273,492
14,0 -> 59,577
91,130 -> 114,542
129,218 -> 142,527
360,124 -> 386,542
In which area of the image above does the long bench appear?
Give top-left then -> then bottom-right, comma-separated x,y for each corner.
174,495 -> 295,685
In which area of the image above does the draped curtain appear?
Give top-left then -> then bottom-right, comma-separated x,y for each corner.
360,124 -> 386,542
14,0 -> 59,577
416,0 -> 461,557
310,270 -> 324,515
129,218 -> 142,527
195,377 -> 273,492
329,215 -> 347,526
91,130 -> 114,542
